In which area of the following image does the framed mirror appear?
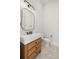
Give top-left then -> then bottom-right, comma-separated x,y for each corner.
21,8 -> 35,31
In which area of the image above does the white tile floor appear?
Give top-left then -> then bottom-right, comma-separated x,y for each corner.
36,45 -> 59,59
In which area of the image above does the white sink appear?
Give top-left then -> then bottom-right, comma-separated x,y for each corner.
20,33 -> 43,45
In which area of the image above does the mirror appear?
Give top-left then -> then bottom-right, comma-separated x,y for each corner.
21,8 -> 35,31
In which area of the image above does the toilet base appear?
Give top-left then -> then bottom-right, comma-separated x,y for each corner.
43,38 -> 51,48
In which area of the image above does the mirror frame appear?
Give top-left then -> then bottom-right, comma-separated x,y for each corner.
20,8 -> 35,31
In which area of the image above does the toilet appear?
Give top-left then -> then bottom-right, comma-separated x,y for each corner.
43,38 -> 51,47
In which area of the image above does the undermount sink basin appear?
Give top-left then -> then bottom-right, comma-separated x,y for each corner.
20,33 -> 42,45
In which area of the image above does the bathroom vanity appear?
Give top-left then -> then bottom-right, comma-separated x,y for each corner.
20,37 -> 42,59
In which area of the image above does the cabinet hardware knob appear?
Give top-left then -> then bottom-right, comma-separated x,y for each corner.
35,42 -> 38,44
36,47 -> 37,49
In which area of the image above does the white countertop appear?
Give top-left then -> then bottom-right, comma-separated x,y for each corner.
20,33 -> 43,45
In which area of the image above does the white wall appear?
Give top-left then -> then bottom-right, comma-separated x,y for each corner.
43,0 -> 59,47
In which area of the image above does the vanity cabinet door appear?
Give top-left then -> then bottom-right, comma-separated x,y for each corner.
36,46 -> 41,54
27,38 -> 41,50
27,41 -> 36,50
20,38 -> 42,59
28,47 -> 36,56
35,38 -> 41,44
28,52 -> 37,59
35,43 -> 41,54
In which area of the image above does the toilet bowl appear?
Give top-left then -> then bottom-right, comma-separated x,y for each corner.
43,38 -> 51,47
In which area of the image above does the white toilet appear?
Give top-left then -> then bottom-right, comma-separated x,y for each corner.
43,38 -> 51,47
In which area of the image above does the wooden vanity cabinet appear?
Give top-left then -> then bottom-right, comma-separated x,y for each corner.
20,38 -> 42,59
